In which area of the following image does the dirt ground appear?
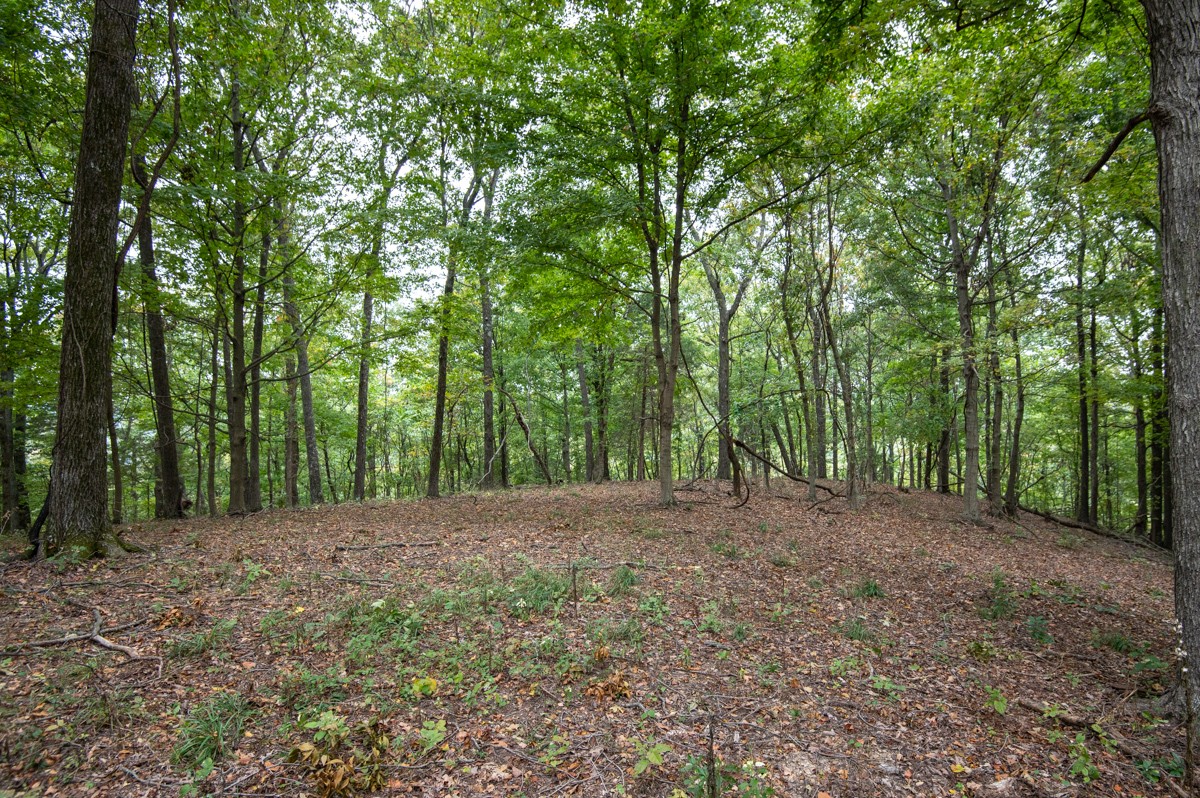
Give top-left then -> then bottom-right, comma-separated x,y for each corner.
0,480 -> 1184,797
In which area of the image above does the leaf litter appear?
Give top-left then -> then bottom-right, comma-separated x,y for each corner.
0,481 -> 1182,796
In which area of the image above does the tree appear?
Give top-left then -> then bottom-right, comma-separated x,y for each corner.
1140,0 -> 1200,780
42,0 -> 140,556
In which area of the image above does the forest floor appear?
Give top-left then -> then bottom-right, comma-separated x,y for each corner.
0,480 -> 1185,797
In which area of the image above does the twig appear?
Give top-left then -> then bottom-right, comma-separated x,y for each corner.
333,541 -> 437,552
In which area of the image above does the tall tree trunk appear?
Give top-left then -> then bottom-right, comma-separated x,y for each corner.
223,64 -> 249,516
132,155 -> 184,518
481,266 -> 497,488
937,347 -> 952,494
207,318 -> 219,516
353,286 -> 374,500
285,356 -> 299,509
574,340 -> 594,482
1132,304 -> 1149,537
986,274 -> 1003,513
1004,322 -> 1025,519
43,0 -> 139,556
1089,272 -> 1103,525
780,211 -> 817,501
108,397 -> 122,525
1075,217 -> 1091,524
278,207 -> 323,505
700,254 -> 750,482
427,255 -> 456,498
1142,0 -> 1200,777
246,226 -> 267,513
943,180 -> 982,522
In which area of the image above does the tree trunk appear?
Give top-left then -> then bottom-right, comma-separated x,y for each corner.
937,348 -> 952,494
1132,304 -> 1149,537
1075,216 -> 1091,524
943,179 -> 982,522
108,397 -> 122,525
986,273 -> 1003,513
132,155 -> 184,518
575,340 -> 594,482
207,318 -> 219,516
278,207 -> 323,505
1142,0 -> 1200,778
1151,304 -> 1166,546
481,266 -> 497,488
285,356 -> 299,509
427,254 -> 456,498
223,64 -> 249,517
246,225 -> 267,513
1004,322 -> 1025,519
43,0 -> 139,556
353,284 -> 374,501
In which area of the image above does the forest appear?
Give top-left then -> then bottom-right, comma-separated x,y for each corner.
3,0 -> 1200,794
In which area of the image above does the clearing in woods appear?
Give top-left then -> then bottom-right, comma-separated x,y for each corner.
0,482 -> 1183,796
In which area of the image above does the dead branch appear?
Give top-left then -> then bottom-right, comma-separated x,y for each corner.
1014,698 -> 1138,758
730,436 -> 838,496
333,541 -> 437,552
1019,504 -> 1161,551
4,614 -> 146,653
494,385 -> 553,485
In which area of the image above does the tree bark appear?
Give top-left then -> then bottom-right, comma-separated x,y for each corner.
285,356 -> 299,509
574,340 -> 594,482
1142,0 -> 1200,778
43,0 -> 139,556
223,62 -> 249,516
481,266 -> 497,488
1075,214 -> 1091,524
132,155 -> 184,518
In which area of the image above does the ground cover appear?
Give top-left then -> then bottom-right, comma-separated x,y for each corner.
0,481 -> 1183,796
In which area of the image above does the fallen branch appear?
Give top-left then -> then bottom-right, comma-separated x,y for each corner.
5,609 -> 147,661
333,541 -> 437,552
730,436 -> 838,497
1018,504 -> 1161,551
1014,698 -> 1138,758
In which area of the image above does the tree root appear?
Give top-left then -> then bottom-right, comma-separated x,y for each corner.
4,607 -> 152,665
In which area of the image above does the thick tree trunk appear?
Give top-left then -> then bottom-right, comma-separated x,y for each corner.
43,0 -> 139,556
1142,0 -> 1200,779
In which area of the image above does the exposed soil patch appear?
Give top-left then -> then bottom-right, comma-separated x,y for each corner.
0,482 -> 1182,796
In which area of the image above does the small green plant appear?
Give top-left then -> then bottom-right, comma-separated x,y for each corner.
850,578 -> 885,599
979,569 -> 1016,620
1091,629 -> 1135,654
237,557 -> 271,593
870,674 -> 905,700
632,736 -> 672,776
698,600 -> 725,635
966,637 -> 999,662
767,552 -> 795,568
608,564 -> 641,596
710,539 -> 747,560
1025,616 -> 1054,646
1067,733 -> 1099,783
982,685 -> 1007,715
172,692 -> 254,769
179,758 -> 216,798
638,593 -> 670,623
417,719 -> 447,755
732,622 -> 751,642
829,656 -> 862,677
168,618 -> 237,659
838,617 -> 874,642
1136,754 -> 1185,784
506,566 -> 569,619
